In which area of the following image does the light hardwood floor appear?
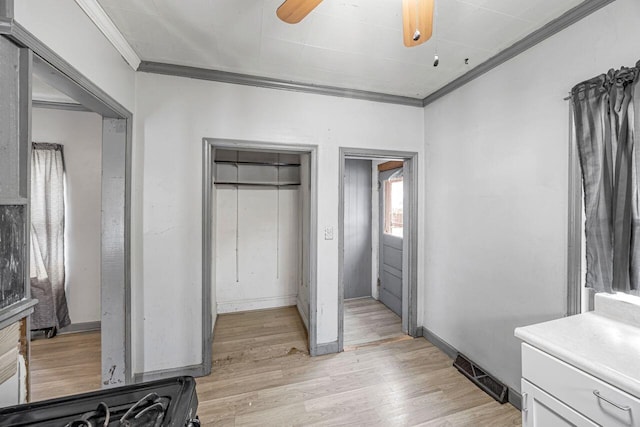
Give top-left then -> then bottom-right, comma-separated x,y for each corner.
29,308 -> 521,426
30,331 -> 101,401
344,297 -> 407,348
199,306 -> 521,426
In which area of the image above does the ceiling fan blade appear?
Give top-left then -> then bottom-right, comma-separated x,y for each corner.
277,0 -> 323,24
402,0 -> 434,47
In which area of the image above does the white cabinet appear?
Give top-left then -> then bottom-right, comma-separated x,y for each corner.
522,380 -> 597,427
521,343 -> 639,427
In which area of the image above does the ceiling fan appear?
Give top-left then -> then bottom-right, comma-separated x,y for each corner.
276,0 -> 435,48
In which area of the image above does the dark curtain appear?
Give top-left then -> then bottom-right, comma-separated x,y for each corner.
30,143 -> 71,329
572,61 -> 640,295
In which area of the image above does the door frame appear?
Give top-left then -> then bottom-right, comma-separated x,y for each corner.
0,8 -> 133,385
202,138 -> 319,366
338,147 -> 419,351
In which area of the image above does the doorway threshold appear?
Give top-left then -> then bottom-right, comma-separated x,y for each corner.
343,334 -> 413,352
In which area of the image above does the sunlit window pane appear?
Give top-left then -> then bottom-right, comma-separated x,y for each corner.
384,178 -> 403,237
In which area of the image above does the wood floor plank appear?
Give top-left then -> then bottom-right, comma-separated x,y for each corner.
343,297 -> 406,347
30,331 -> 101,401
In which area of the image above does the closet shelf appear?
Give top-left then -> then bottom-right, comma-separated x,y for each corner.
214,160 -> 301,167
215,182 -> 300,187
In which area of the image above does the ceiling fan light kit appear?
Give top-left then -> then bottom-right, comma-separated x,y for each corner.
276,0 -> 324,24
276,0 -> 435,48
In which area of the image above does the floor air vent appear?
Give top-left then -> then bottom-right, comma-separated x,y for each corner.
453,353 -> 508,403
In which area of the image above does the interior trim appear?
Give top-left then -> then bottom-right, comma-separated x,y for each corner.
1,17 -> 134,385
422,0 -> 615,106
6,0 -> 610,111
74,0 -> 140,70
422,327 -> 457,360
314,340 -> 339,356
377,160 -> 404,172
138,61 -> 424,108
5,21 -> 130,119
216,296 -> 298,314
0,299 -> 37,331
202,139 -> 319,361
32,100 -> 91,112
201,139 -> 214,377
338,147 -> 420,353
59,321 -> 101,334
0,0 -> 13,19
567,102 -> 582,316
133,364 -> 207,384
136,0 -> 613,110
421,326 -> 522,410
509,388 -> 522,411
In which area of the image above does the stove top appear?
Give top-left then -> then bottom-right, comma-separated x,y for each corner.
0,376 -> 199,427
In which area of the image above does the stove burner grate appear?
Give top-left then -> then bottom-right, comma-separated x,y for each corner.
0,375 -> 199,427
64,393 -> 170,427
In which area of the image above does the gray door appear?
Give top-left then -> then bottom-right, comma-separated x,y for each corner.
378,167 -> 403,316
344,159 -> 372,299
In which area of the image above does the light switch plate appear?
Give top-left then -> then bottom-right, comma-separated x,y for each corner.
324,227 -> 334,240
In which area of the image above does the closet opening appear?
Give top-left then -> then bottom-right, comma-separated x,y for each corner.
202,140 -> 318,373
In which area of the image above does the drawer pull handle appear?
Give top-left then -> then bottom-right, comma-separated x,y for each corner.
593,390 -> 631,412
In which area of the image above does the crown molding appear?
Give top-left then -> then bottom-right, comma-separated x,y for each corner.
422,0 -> 615,106
27,0 -> 614,108
138,61 -> 424,107
74,0 -> 140,71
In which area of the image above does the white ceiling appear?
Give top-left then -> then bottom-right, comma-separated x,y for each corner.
96,0 -> 585,99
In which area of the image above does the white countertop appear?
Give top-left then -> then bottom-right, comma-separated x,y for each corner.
515,293 -> 640,398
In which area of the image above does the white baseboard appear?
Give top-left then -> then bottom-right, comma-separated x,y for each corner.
217,295 -> 298,314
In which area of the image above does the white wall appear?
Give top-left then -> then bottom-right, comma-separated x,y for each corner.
134,72 -> 424,373
31,108 -> 102,325
423,0 -> 640,394
216,186 -> 300,313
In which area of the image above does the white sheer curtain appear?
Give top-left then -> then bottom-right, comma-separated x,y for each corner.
30,143 -> 70,330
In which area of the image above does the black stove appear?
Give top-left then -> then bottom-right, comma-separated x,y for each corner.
0,376 -> 199,427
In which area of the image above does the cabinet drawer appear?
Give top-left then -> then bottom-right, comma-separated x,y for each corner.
522,343 -> 640,427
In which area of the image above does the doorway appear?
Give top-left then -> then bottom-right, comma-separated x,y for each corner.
0,34 -> 132,398
342,159 -> 406,348
202,139 -> 319,371
338,148 -> 419,352
28,101 -> 104,400
28,55 -> 132,391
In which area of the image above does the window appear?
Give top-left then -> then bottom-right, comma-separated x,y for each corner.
384,177 -> 403,237
569,62 -> 640,313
